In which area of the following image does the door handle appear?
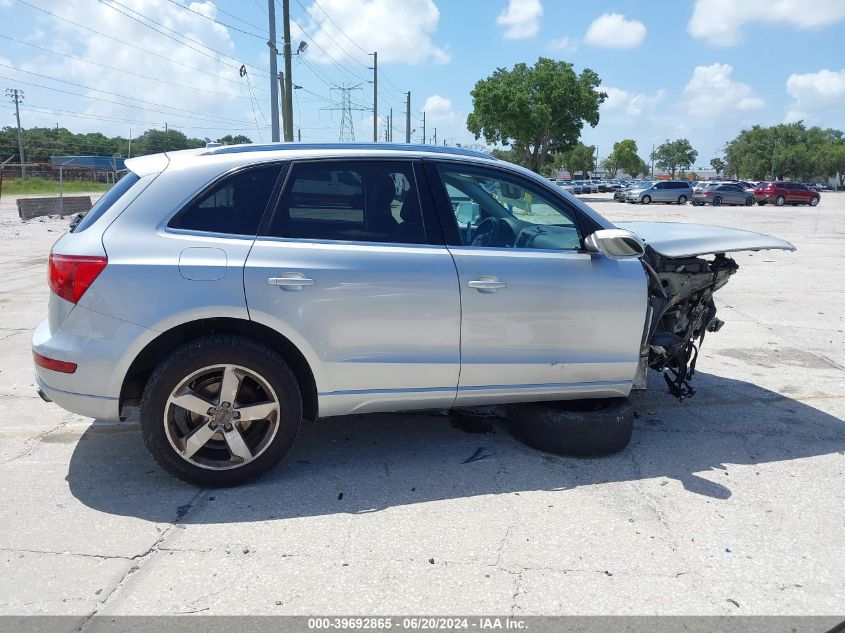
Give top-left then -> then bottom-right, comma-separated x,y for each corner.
267,273 -> 315,290
468,276 -> 507,292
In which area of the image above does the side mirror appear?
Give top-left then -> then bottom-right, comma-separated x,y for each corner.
584,229 -> 646,259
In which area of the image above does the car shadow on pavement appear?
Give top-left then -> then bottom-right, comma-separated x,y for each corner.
66,371 -> 845,524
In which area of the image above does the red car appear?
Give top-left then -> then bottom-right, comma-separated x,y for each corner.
755,181 -> 820,207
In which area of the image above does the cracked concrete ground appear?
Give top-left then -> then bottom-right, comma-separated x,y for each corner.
0,191 -> 843,619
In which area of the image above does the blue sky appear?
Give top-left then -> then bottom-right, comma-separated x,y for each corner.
1,0 -> 844,167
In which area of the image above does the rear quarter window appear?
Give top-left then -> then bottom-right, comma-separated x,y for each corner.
169,164 -> 282,236
72,171 -> 140,233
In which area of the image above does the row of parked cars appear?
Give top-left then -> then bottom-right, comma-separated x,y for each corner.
573,178 -> 825,207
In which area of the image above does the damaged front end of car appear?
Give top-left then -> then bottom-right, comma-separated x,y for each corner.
613,222 -> 796,400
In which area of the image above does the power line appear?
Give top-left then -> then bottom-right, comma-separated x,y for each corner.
308,0 -> 370,55
0,74 -> 258,128
93,0 -> 269,77
0,63 -> 257,126
162,0 -> 268,39
0,34 -> 257,101
14,0 -> 255,89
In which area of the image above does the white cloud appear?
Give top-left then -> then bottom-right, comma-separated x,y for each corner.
601,87 -> 666,116
785,68 -> 845,121
683,63 -> 765,117
14,0 -> 260,137
548,36 -> 577,53
422,94 -> 455,124
688,0 -> 845,46
497,0 -> 543,40
304,0 -> 450,65
585,13 -> 646,49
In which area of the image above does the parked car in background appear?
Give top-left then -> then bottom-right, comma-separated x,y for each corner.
569,180 -> 584,195
692,183 -> 755,207
625,180 -> 692,205
755,181 -> 820,207
554,179 -> 574,194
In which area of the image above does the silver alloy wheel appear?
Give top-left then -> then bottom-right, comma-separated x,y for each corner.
776,196 -> 785,206
809,196 -> 819,206
678,195 -> 687,204
164,364 -> 281,470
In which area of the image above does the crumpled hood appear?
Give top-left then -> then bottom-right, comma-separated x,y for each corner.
615,221 -> 796,258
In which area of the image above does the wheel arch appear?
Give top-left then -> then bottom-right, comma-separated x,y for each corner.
120,317 -> 318,422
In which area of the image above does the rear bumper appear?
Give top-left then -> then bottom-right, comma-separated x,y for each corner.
35,374 -> 121,421
32,305 -> 155,422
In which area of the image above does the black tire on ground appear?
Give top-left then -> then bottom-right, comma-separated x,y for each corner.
641,195 -> 651,204
506,398 -> 634,457
776,195 -> 786,206
809,196 -> 820,206
678,195 -> 687,204
757,201 -> 767,206
712,196 -> 722,206
745,197 -> 754,206
140,335 -> 303,486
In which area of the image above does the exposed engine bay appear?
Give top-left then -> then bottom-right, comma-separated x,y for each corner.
639,249 -> 739,399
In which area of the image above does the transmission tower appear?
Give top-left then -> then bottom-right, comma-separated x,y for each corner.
322,84 -> 368,142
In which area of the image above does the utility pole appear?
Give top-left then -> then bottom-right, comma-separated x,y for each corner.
433,128 -> 437,145
421,111 -> 426,145
298,128 -> 301,142
277,72 -> 287,140
164,122 -> 168,153
370,52 -> 377,142
405,92 -> 411,143
128,128 -> 132,159
389,108 -> 393,142
282,0 -> 294,142
5,88 -> 25,179
267,0 -> 280,142
650,144 -> 655,180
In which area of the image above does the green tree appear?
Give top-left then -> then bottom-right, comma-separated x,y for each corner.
710,157 -> 726,176
561,143 -> 596,178
601,156 -> 618,178
606,139 -> 645,177
216,134 -> 252,145
650,139 -> 698,178
467,57 -> 606,173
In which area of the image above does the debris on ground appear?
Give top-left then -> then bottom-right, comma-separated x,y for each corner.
462,447 -> 493,463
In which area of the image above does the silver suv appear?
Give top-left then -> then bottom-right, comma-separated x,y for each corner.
33,144 -> 793,485
625,180 -> 693,204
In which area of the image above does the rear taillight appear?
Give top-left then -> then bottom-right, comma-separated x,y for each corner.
703,191 -> 711,196
48,254 -> 108,304
33,351 -> 77,374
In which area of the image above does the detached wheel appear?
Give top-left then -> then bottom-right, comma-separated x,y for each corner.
507,398 -> 633,457
140,335 -> 302,486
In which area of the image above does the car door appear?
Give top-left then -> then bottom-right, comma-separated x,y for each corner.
652,181 -> 669,202
243,159 -> 461,417
427,162 -> 648,406
789,183 -> 811,204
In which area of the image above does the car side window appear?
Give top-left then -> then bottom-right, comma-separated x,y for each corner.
435,165 -> 581,250
169,164 -> 281,236
268,161 -> 425,245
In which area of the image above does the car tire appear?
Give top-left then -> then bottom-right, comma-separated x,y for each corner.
745,197 -> 754,206
776,195 -> 786,206
140,335 -> 303,486
677,195 -> 687,205
809,196 -> 820,207
712,196 -> 722,206
641,195 -> 651,204
506,398 -> 634,457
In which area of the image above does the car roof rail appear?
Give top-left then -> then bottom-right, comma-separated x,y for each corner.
200,142 -> 495,160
